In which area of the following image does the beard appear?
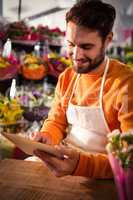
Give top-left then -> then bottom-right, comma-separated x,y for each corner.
72,46 -> 106,74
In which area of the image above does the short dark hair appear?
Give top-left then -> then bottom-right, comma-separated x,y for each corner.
66,0 -> 116,39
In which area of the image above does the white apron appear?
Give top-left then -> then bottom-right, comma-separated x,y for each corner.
65,58 -> 110,153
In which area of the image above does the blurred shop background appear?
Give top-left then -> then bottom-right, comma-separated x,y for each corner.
0,0 -> 133,159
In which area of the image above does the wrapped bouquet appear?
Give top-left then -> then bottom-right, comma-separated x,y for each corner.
21,53 -> 47,80
0,39 -> 19,81
106,129 -> 133,200
15,85 -> 50,122
45,52 -> 71,78
0,94 -> 24,133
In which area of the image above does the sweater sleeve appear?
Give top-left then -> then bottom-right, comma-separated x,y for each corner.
73,153 -> 113,179
40,74 -> 68,145
116,76 -> 133,132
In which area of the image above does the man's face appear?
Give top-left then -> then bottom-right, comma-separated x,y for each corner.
66,22 -> 109,73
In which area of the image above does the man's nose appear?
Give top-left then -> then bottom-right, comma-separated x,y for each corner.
73,46 -> 84,60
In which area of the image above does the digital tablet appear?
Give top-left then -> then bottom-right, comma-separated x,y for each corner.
2,132 -> 59,157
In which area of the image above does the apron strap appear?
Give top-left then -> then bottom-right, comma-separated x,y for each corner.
68,74 -> 80,104
99,57 -> 111,132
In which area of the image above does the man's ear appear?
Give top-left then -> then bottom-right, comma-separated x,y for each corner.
105,32 -> 113,47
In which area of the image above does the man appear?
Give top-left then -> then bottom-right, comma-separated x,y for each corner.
33,0 -> 133,178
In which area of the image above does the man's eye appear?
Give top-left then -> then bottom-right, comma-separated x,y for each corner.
82,46 -> 93,50
68,44 -> 74,48
67,43 -> 74,47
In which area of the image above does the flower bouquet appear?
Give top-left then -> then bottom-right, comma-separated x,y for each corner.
0,94 -> 24,133
15,85 -> 50,122
6,21 -> 29,41
0,39 -> 19,81
21,53 -> 47,80
0,54 -> 19,81
106,129 -> 133,200
45,52 -> 71,78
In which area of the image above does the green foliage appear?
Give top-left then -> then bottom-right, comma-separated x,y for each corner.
107,130 -> 133,169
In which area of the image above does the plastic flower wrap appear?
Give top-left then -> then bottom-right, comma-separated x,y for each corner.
106,129 -> 133,200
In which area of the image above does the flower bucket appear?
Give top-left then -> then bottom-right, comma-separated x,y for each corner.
108,153 -> 127,200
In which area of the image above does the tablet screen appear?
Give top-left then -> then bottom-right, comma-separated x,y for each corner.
2,132 -> 59,157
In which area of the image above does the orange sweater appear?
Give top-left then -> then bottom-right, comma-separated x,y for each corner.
41,59 -> 133,179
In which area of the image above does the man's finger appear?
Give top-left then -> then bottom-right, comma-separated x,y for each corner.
34,150 -> 64,168
55,144 -> 78,159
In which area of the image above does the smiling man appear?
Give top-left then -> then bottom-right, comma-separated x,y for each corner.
66,22 -> 108,74
32,0 -> 133,179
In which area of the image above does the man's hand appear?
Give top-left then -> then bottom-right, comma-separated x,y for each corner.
29,132 -> 52,145
34,144 -> 80,177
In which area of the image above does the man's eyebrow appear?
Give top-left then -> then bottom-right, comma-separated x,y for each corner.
67,40 -> 94,47
67,40 -> 74,45
79,43 -> 94,47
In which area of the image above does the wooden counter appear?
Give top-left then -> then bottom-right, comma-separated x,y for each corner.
0,159 -> 118,200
